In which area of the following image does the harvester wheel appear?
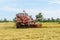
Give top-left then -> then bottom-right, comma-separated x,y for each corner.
16,22 -> 21,28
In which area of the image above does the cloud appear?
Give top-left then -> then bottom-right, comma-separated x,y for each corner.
49,0 -> 60,4
0,7 -> 47,19
0,6 -> 17,12
0,0 -> 16,3
0,6 -> 60,20
43,9 -> 60,19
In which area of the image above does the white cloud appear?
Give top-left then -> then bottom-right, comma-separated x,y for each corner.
0,6 -> 17,12
49,0 -> 60,4
43,9 -> 60,19
0,7 -> 47,19
0,6 -> 60,19
16,8 -> 60,19
0,0 -> 16,3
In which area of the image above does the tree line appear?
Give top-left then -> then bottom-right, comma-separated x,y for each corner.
0,18 -> 9,22
0,12 -> 60,23
36,12 -> 60,23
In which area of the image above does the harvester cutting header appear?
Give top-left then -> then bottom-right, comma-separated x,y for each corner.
16,10 -> 42,28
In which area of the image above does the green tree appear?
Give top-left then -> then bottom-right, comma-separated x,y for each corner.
3,18 -> 8,22
36,12 -> 43,18
51,17 -> 55,22
0,19 -> 3,22
43,18 -> 47,22
47,18 -> 51,22
56,18 -> 60,23
13,17 -> 16,22
36,12 -> 43,22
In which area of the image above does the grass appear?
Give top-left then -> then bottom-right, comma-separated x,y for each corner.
0,22 -> 60,40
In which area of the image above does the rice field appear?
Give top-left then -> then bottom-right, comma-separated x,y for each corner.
42,22 -> 60,28
0,22 -> 60,40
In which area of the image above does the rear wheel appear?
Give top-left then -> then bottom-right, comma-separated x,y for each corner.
16,22 -> 21,28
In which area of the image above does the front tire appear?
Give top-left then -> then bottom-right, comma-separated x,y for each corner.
16,22 -> 21,28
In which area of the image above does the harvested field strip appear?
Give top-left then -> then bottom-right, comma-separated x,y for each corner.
0,28 -> 60,40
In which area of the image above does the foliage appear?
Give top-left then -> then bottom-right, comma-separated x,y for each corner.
35,12 -> 60,23
36,12 -> 43,22
36,12 -> 43,18
0,18 -> 9,22
0,12 -> 60,23
51,17 -> 55,22
13,17 -> 16,22
42,17 -> 60,23
56,18 -> 60,23
3,18 -> 9,22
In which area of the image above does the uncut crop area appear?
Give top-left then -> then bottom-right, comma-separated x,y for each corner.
0,22 -> 60,40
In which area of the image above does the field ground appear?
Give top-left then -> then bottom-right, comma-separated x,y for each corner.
36,22 -> 60,28
0,22 -> 60,40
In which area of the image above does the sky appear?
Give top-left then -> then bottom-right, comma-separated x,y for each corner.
0,0 -> 60,20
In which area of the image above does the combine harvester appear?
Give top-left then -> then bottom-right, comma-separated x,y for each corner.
16,10 -> 42,28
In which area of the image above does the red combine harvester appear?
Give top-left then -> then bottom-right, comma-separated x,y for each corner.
16,10 -> 42,28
